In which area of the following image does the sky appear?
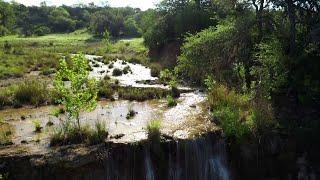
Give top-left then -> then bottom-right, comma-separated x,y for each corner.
5,0 -> 161,10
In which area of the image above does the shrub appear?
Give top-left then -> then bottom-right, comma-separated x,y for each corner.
98,79 -> 115,99
147,120 -> 162,141
206,79 -> 273,140
150,64 -> 161,77
112,68 -> 123,76
167,95 -> 177,107
160,69 -> 174,83
123,65 -> 131,74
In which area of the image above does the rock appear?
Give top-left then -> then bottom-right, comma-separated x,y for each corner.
20,116 -> 26,120
21,140 -> 28,144
110,134 -> 125,139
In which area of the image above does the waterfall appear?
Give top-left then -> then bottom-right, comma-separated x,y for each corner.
145,151 -> 155,180
103,134 -> 230,180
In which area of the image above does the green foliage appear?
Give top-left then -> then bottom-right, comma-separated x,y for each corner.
251,38 -> 287,99
176,19 -> 239,85
31,119 -> 42,133
51,107 -> 65,118
207,78 -> 274,140
167,95 -> 177,107
147,119 -> 162,141
54,54 -> 98,129
160,69 -> 175,83
126,105 -> 136,119
50,121 -> 108,146
13,80 -> 48,107
0,121 -> 13,146
112,68 -> 123,76
117,87 -> 170,101
123,65 -> 132,74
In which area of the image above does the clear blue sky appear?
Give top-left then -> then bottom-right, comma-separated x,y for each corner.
5,0 -> 160,10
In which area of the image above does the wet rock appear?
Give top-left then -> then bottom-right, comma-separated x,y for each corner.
20,116 -> 26,120
21,140 -> 28,144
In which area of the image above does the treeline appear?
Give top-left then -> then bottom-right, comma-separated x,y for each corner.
142,0 -> 320,140
0,1 -> 146,37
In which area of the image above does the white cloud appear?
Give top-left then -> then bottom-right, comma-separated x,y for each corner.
6,0 -> 160,10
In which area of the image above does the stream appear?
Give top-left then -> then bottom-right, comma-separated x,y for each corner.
0,55 -> 230,180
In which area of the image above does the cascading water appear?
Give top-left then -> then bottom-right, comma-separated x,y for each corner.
102,134 -> 230,180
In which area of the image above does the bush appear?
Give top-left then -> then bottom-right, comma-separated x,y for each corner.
98,79 -> 115,99
167,95 -> 177,107
147,120 -> 162,141
112,68 -> 123,76
150,64 -> 161,77
207,80 -> 273,140
123,65 -> 132,74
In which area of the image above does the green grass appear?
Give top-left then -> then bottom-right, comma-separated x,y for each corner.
167,95 -> 177,107
0,30 -> 150,81
207,83 -> 275,140
0,121 -> 13,146
31,119 -> 42,133
117,86 -> 171,101
50,121 -> 108,146
147,120 -> 162,141
0,79 -> 54,109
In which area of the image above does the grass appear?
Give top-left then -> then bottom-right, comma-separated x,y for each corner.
31,119 -> 42,133
51,107 -> 65,118
147,120 -> 162,141
13,80 -> 48,107
126,105 -> 136,119
0,120 -> 13,146
50,121 -> 108,146
167,95 -> 177,107
117,86 -> 171,101
0,30 -> 150,81
207,83 -> 274,140
0,79 -> 50,109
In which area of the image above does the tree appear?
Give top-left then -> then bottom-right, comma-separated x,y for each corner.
54,54 -> 98,130
49,7 -> 76,32
0,0 -> 15,35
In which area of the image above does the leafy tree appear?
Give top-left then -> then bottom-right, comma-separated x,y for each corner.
0,0 -> 15,35
54,54 -> 98,130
